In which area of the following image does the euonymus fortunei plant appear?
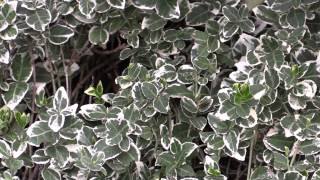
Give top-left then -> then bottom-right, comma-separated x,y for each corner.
0,0 -> 319,179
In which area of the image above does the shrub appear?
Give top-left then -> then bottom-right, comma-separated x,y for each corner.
0,0 -> 319,179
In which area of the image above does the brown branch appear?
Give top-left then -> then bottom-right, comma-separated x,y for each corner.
91,43 -> 127,55
71,59 -> 121,98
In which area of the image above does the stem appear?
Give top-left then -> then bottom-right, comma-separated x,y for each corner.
61,46 -> 70,98
168,112 -> 173,139
44,44 -> 57,93
289,140 -> 300,168
247,129 -> 257,180
152,129 -> 159,159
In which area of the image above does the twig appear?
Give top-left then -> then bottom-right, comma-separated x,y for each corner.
91,43 -> 127,55
61,46 -> 70,97
289,140 -> 300,169
71,59 -> 121,98
247,129 -> 257,180
44,45 -> 57,93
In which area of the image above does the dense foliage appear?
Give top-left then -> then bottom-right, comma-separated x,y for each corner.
0,0 -> 320,179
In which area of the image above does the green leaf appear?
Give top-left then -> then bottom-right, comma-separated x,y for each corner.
0,140 -> 11,159
31,150 -> 50,164
0,13 -> 8,32
264,68 -> 280,88
25,8 -> 51,31
250,166 -> 276,180
186,3 -> 212,26
45,146 -> 70,168
0,25 -> 18,40
222,5 -> 240,22
2,82 -> 29,110
239,19 -> 255,33
141,13 -> 167,31
287,8 -> 305,28
141,82 -> 158,99
14,112 -> 29,128
181,142 -> 198,157
79,0 -> 96,18
263,134 -> 294,152
273,152 -> 288,170
89,26 -> 109,45
48,113 -> 65,132
155,0 -> 180,19
26,121 -> 57,146
94,139 -> 121,160
77,126 -> 96,145
48,25 -> 74,45
166,84 -> 193,98
4,157 -> 23,175
198,96 -> 213,112
223,130 -> 239,154
271,0 -> 293,12
105,119 -> 128,146
1,3 -> 16,25
123,104 -> 140,122
190,116 -> 207,130
116,143 -> 140,165
107,0 -> 126,9
0,46 -> 9,64
284,171 -> 306,180
79,104 -> 108,121
299,139 -> 320,155
177,164 -> 196,177
254,5 -> 279,25
181,97 -> 197,113
41,168 -> 61,180
156,151 -> 175,166
53,87 -> 69,112
153,93 -> 170,113
132,0 -> 155,10
10,53 -> 32,82
223,22 -> 239,38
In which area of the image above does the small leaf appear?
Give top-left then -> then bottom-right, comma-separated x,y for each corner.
222,5 -> 239,22
0,25 -> 18,40
48,113 -> 65,132
79,104 -> 108,121
284,171 -> 306,180
223,130 -> 239,154
250,166 -> 276,180
186,3 -> 212,26
2,82 -> 29,110
89,26 -> 109,45
79,0 -> 96,18
48,25 -> 74,45
141,82 -> 158,99
155,0 -> 180,19
107,0 -> 126,9
53,87 -> 69,112
141,13 -> 166,31
153,93 -> 170,113
105,119 -> 128,146
45,146 -> 70,168
0,140 -> 11,159
287,8 -> 305,28
273,152 -> 288,170
41,168 -> 61,180
25,8 -> 51,31
10,53 -> 32,82
181,97 -> 197,113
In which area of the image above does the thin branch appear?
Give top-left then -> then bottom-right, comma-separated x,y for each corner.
71,59 -> 121,98
91,43 -> 127,55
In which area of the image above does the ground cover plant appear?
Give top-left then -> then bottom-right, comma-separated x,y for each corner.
0,0 -> 320,179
